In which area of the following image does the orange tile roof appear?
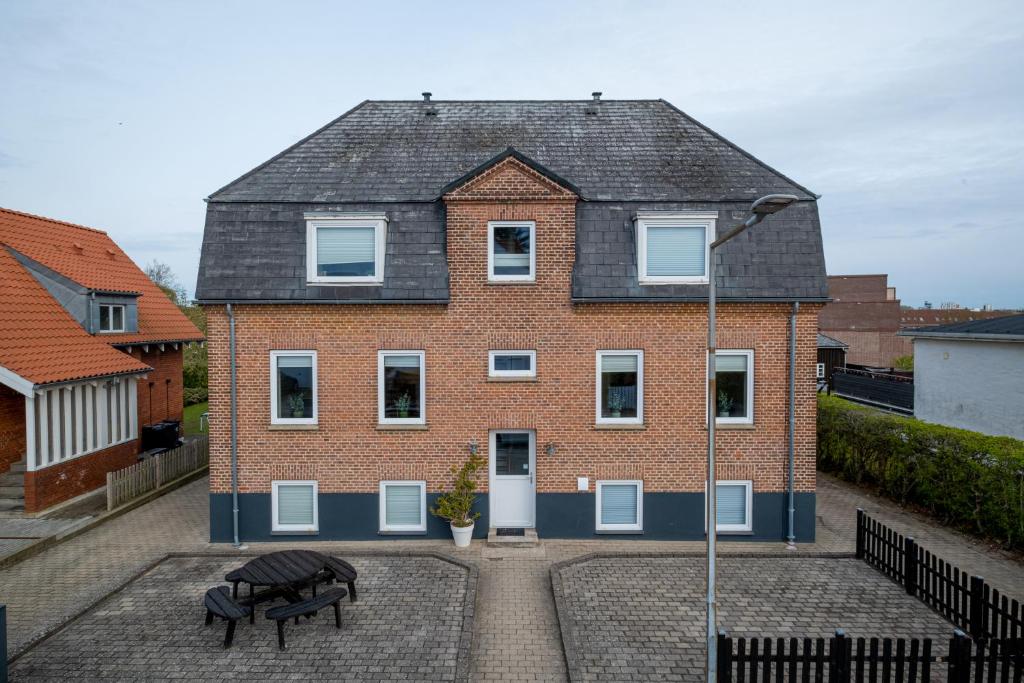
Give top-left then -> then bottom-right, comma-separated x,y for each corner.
0,207 -> 203,345
0,247 -> 150,385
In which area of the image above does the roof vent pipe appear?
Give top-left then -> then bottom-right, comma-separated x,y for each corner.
422,92 -> 432,102
592,91 -> 602,101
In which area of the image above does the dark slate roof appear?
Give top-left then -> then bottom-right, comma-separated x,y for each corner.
899,313 -> 1024,341
817,333 -> 849,348
209,100 -> 816,203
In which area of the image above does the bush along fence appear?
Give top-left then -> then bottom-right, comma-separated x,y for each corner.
818,394 -> 1024,550
106,435 -> 209,511
857,509 -> 1022,643
716,628 -> 1022,682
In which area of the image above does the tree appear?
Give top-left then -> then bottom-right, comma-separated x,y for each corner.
144,260 -> 188,305
143,261 -> 208,403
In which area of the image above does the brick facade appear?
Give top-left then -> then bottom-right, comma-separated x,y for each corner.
23,439 -> 138,512
0,384 -> 25,473
127,347 -> 184,427
206,159 -> 819,508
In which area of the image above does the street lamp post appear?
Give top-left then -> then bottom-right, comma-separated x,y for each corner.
706,194 -> 799,681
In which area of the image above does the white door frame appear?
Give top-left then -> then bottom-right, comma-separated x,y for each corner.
488,429 -> 536,528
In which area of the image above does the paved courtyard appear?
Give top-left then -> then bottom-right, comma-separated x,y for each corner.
9,554 -> 475,682
552,555 -> 954,681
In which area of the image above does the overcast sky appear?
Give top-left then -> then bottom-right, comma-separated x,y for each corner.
2,1 -> 1022,308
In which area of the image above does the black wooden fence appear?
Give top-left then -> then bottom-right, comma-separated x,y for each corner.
717,629 -> 1022,682
857,509 -> 1023,643
832,369 -> 914,414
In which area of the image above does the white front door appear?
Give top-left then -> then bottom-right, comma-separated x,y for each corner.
489,430 -> 536,528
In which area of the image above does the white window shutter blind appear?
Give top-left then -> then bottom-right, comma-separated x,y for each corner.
277,485 -> 315,526
717,484 -> 747,526
601,484 -> 638,525
646,226 -> 706,276
317,227 -> 375,267
715,354 -> 748,372
385,485 -> 422,527
277,355 -> 312,369
601,354 -> 638,373
383,355 -> 420,368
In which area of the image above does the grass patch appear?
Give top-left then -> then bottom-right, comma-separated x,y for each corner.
182,401 -> 208,436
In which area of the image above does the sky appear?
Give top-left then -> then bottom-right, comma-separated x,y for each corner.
1,1 -> 1022,308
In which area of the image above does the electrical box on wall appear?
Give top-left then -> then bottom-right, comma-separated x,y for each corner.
577,477 -> 589,491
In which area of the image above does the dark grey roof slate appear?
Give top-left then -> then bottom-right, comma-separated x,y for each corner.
899,314 -> 1024,340
817,333 -> 848,348
209,100 -> 816,203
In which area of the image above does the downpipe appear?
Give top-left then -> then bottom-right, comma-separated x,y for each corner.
786,301 -> 799,549
227,303 -> 241,548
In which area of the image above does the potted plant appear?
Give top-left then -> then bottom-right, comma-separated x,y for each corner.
717,390 -> 734,418
430,451 -> 484,548
394,392 -> 412,418
607,389 -> 625,418
287,393 -> 305,418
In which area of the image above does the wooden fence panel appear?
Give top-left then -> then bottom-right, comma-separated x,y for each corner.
106,436 -> 209,511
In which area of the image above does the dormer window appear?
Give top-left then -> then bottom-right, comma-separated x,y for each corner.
488,221 -> 535,282
98,304 -> 125,333
305,213 -> 387,285
636,212 -> 716,284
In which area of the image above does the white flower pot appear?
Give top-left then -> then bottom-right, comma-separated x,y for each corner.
451,521 -> 474,548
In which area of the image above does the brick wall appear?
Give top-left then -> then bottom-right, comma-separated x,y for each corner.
23,438 -> 138,512
127,347 -> 184,427
0,384 -> 25,473
205,158 -> 819,499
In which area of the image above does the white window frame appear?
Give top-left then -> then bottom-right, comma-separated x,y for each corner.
271,480 -> 319,533
713,349 -> 755,425
816,362 -> 826,379
488,350 -> 537,378
379,480 -> 427,533
269,350 -> 318,426
595,480 -> 644,533
635,212 -> 716,285
595,350 -> 644,425
487,221 -> 536,282
305,213 -> 387,286
378,350 -> 426,425
705,480 -> 754,533
98,304 -> 126,333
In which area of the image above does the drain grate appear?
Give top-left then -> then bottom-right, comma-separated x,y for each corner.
495,528 -> 525,537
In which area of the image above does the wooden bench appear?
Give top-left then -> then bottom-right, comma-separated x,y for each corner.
265,587 -> 347,649
321,556 -> 358,602
204,586 -> 251,648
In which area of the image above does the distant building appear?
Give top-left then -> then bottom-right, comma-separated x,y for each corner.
816,333 -> 847,388
899,314 -> 1024,440
899,307 -> 1018,330
819,275 -> 910,367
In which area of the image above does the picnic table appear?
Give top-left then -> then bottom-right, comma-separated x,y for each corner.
235,549 -> 330,622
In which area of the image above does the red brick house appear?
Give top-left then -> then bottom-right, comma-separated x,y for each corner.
197,98 -> 828,542
0,208 -> 204,513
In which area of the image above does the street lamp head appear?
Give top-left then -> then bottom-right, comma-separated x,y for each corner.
750,194 -> 799,216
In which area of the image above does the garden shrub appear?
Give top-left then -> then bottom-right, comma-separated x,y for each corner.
183,386 -> 208,406
817,394 -> 1024,549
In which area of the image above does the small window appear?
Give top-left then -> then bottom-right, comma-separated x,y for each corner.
707,480 -> 753,533
488,350 -> 536,378
272,480 -> 318,533
596,480 -> 643,532
715,350 -> 754,424
635,212 -> 716,284
270,351 -> 317,425
816,362 -> 826,379
596,351 -> 643,425
305,213 -> 387,285
379,351 -> 426,425
98,304 -> 125,333
379,481 -> 426,533
488,221 -> 535,282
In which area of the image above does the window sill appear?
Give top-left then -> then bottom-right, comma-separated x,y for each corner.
593,423 -> 646,431
709,423 -> 756,431
376,423 -> 429,431
487,377 -> 538,383
268,423 -> 319,431
306,280 -> 384,287
378,529 -> 428,536
271,529 -> 319,536
595,529 -> 644,535
486,280 -> 536,286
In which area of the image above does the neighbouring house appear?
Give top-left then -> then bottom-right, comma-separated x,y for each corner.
899,314 -> 1024,440
816,333 -> 848,388
899,307 -> 1020,330
819,274 -> 911,368
0,208 -> 204,513
196,97 -> 828,543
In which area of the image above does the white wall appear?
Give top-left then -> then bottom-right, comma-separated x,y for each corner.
914,339 -> 1024,440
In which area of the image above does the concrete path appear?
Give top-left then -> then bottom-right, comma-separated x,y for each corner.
1,473 -> 1021,681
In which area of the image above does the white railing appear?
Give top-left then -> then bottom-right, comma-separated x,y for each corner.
106,435 -> 209,510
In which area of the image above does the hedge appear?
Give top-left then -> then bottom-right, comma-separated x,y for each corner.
183,387 -> 208,406
817,394 -> 1024,549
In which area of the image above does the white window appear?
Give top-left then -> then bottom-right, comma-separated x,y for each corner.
715,350 -> 754,425
706,480 -> 753,533
596,351 -> 643,425
270,351 -> 317,425
98,304 -> 125,333
488,221 -> 535,282
488,350 -> 536,378
816,362 -> 826,379
378,351 -> 426,425
596,480 -> 643,532
379,480 -> 427,533
305,213 -> 387,285
272,480 -> 318,533
635,212 -> 716,284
